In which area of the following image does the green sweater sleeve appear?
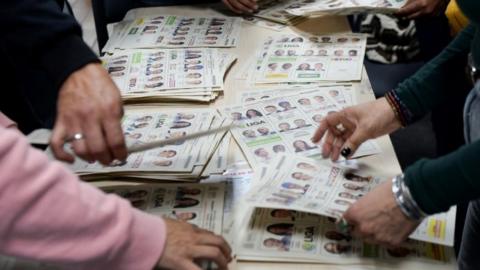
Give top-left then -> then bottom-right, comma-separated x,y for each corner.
405,140 -> 480,214
395,25 -> 475,121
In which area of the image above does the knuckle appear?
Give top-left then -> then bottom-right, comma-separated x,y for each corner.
110,140 -> 126,151
74,147 -> 88,156
212,248 -> 223,258
90,148 -> 107,158
78,105 -> 95,118
50,136 -> 62,147
358,224 -> 371,235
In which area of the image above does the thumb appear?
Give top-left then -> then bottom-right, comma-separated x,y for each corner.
395,0 -> 419,17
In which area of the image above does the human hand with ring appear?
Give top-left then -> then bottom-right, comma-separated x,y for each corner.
50,63 -> 127,165
311,98 -> 402,161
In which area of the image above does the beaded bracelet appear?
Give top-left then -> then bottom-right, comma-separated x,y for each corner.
385,92 -> 406,127
385,90 -> 414,127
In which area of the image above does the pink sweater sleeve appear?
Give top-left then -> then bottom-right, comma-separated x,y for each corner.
0,126 -> 166,270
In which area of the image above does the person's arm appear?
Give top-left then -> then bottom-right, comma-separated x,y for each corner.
392,24 -> 475,123
341,139 -> 480,247
396,0 -> 449,19
405,139 -> 480,214
0,126 -> 166,270
0,0 -> 128,165
0,0 -> 98,89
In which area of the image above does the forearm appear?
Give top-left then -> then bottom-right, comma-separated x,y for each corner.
0,0 -> 99,89
0,128 -> 165,269
394,24 -> 475,122
404,139 -> 480,214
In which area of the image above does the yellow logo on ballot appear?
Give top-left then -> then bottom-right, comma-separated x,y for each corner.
266,74 -> 288,79
427,219 -> 446,240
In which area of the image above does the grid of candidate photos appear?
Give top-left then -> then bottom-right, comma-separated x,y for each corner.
102,49 -> 236,103
102,183 -> 225,234
285,0 -> 407,16
67,108 -> 229,181
236,208 -> 453,264
254,0 -> 307,25
239,84 -> 355,105
103,15 -> 242,52
253,34 -> 367,83
244,155 -> 456,246
245,155 -> 383,219
221,86 -> 380,170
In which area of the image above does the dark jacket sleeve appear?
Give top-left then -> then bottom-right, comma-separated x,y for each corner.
0,0 -> 99,89
405,140 -> 480,215
394,25 -> 475,121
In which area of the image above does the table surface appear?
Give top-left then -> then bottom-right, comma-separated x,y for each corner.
100,5 -> 456,270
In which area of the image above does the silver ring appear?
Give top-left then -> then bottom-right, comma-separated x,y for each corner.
64,133 -> 85,143
336,123 -> 346,133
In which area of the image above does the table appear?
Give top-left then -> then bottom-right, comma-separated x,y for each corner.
101,4 -> 456,270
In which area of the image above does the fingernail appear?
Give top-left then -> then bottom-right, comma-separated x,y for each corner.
341,147 -> 351,157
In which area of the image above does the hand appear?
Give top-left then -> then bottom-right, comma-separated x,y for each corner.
157,219 -> 232,270
311,98 -> 402,161
50,63 -> 127,165
396,0 -> 449,19
222,0 -> 258,14
343,180 -> 421,247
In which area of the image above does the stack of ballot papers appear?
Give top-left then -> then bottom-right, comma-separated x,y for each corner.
235,155 -> 456,264
219,85 -> 381,171
253,0 -> 307,25
241,16 -> 288,32
251,34 -> 367,85
102,49 -> 236,103
103,15 -> 242,52
252,0 -> 405,21
67,108 -> 231,181
285,0 -> 407,17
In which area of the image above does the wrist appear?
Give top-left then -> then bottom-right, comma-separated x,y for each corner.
391,174 -> 427,221
378,97 -> 403,130
384,90 -> 415,127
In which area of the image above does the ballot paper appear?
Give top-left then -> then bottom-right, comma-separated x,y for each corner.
242,16 -> 289,31
101,182 -> 225,234
244,155 -> 457,246
67,108 -> 229,181
254,0 -> 307,25
103,15 -> 241,52
236,208 -> 454,264
220,87 -> 381,171
235,155 -> 456,264
102,49 -> 236,103
239,84 -> 356,105
285,0 -> 407,17
253,34 -> 367,83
